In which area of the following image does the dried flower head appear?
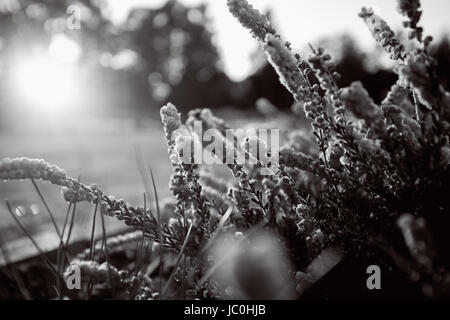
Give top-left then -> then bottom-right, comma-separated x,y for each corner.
227,0 -> 277,41
397,0 -> 423,41
263,34 -> 309,102
160,103 -> 182,148
359,7 -> 405,61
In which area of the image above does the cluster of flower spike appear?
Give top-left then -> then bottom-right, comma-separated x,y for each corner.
160,103 -> 183,150
74,231 -> 144,261
0,157 -> 96,201
161,103 -> 214,244
340,81 -> 385,137
227,0 -> 356,161
226,0 -> 277,41
279,146 -> 314,172
296,204 -> 327,254
0,156 -> 168,248
263,34 -> 337,154
227,0 -> 313,104
200,169 -> 232,209
99,196 -> 161,237
398,54 -> 437,110
61,185 -> 96,202
359,7 -> 405,61
307,48 -> 341,101
0,157 -> 68,185
397,0 -> 423,42
263,34 -> 310,102
64,260 -> 127,288
307,47 -> 346,127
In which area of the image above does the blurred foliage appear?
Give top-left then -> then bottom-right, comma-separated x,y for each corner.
0,0 -> 235,121
0,0 -> 449,119
125,0 -> 235,110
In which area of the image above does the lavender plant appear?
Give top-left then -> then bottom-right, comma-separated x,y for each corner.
1,0 -> 450,299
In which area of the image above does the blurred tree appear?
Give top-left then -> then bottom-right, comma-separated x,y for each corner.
1,0 -> 448,122
332,35 -> 398,104
0,0 -> 237,125
0,0 -> 114,61
0,0 -> 123,125
235,63 -> 294,111
125,0 -> 234,112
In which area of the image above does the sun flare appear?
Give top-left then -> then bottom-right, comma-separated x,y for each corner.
12,34 -> 80,112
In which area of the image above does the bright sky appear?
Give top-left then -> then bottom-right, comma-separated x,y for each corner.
105,0 -> 450,81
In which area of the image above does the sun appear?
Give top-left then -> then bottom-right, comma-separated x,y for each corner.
12,34 -> 81,112
14,57 -> 75,110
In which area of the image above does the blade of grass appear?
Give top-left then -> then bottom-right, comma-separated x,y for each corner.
0,233 -> 32,300
28,176 -> 62,238
85,195 -> 100,299
5,200 -> 58,277
145,256 -> 160,276
134,145 -> 154,204
161,223 -> 193,298
141,237 -> 152,272
64,201 -> 77,248
99,204 -> 112,288
89,195 -> 100,261
56,202 -> 73,298
134,193 -> 148,276
64,176 -> 83,249
149,168 -> 164,296
60,202 -> 73,240
29,174 -> 71,287
201,207 -> 233,254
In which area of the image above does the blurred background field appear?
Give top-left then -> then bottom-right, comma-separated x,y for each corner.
1,0 -> 450,263
0,119 -> 173,262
